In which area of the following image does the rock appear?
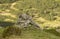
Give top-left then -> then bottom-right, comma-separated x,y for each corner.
16,13 -> 42,29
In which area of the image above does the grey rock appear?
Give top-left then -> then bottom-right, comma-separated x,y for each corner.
16,13 -> 42,30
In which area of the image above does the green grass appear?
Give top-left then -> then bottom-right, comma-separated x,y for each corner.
0,26 -> 60,39
5,26 -> 60,39
19,28 -> 59,39
0,0 -> 60,39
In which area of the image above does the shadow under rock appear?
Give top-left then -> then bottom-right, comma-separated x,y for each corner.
0,21 -> 15,27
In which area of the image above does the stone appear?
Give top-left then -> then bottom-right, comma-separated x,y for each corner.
16,13 -> 42,30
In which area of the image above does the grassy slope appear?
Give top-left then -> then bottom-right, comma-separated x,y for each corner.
0,0 -> 60,39
0,0 -> 60,28
4,27 -> 60,39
